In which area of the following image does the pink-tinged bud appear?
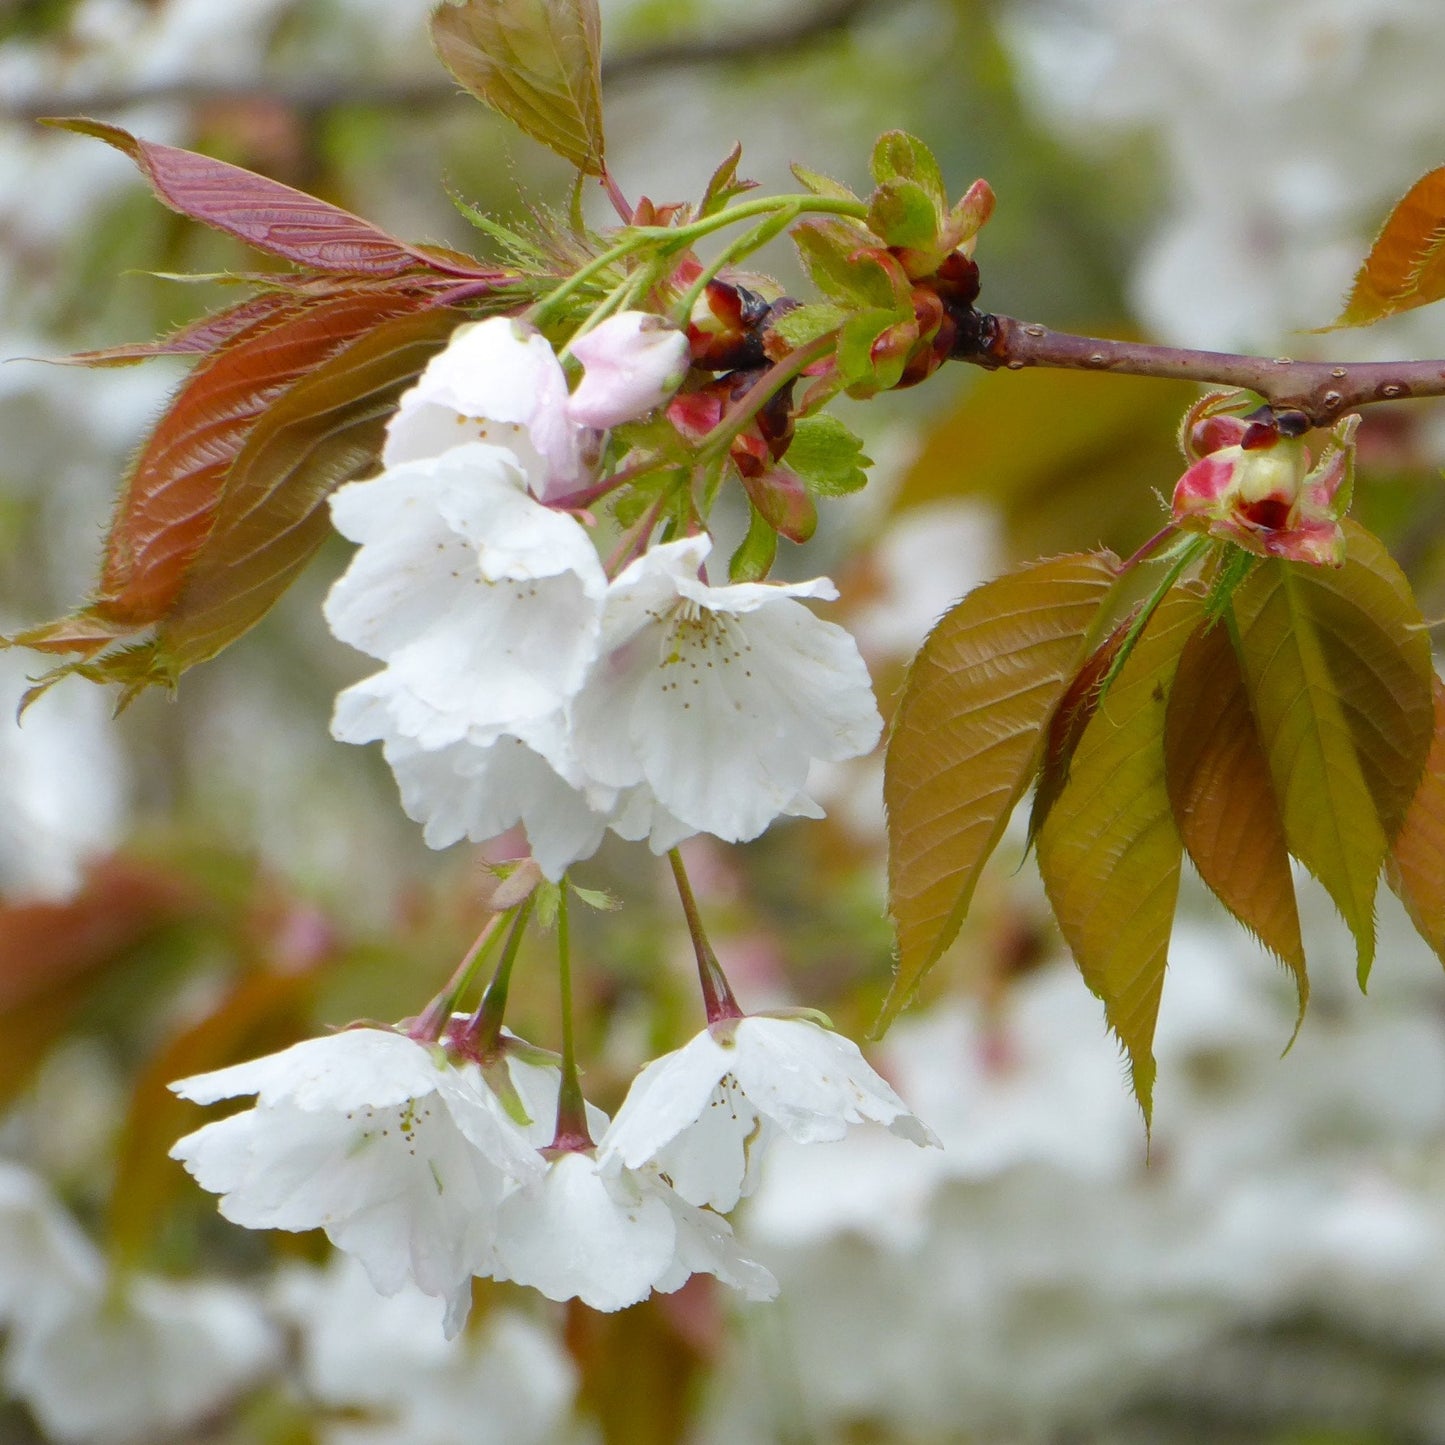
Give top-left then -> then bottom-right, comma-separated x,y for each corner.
740,464 -> 817,543
1171,401 -> 1359,567
566,312 -> 691,428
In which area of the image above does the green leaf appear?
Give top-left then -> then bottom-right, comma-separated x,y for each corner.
791,219 -> 887,306
430,0 -> 606,176
870,131 -> 947,212
789,163 -> 860,203
728,504 -> 777,582
1037,584 -> 1206,1123
1229,536 -> 1414,987
1326,165 -> 1445,328
1387,677 -> 1445,965
769,301 -> 845,351
881,551 -> 1119,1028
1292,522 -> 1435,839
786,415 -> 870,496
1165,615 -> 1306,1014
867,179 -> 940,252
699,143 -> 755,217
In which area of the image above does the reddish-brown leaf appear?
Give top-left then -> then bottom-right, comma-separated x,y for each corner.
1387,676 -> 1445,965
1330,165 -> 1445,328
151,305 -> 460,676
44,118 -> 499,279
882,551 -> 1119,1026
58,291 -> 303,367
1165,616 -> 1306,1012
10,291 -> 440,660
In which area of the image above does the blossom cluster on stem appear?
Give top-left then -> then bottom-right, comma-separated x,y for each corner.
323,313 -> 883,879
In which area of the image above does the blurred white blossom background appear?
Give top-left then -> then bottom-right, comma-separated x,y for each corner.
3,1 -> 1445,1442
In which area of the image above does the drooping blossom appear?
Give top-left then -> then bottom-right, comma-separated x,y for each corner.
599,1014 -> 937,1212
170,1028 -> 548,1336
1170,391 -> 1358,566
565,311 -> 691,428
571,535 -> 884,847
490,1148 -> 778,1311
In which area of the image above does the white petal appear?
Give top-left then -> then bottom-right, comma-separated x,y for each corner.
652,1189 -> 779,1302
729,1017 -> 939,1147
492,1153 -> 675,1311
382,317 -> 590,496
173,1098 -> 504,1329
325,449 -> 605,750
382,732 -> 610,880
169,1029 -> 448,1110
599,1033 -> 736,1170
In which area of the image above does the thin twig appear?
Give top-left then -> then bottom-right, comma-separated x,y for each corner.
955,313 -> 1445,428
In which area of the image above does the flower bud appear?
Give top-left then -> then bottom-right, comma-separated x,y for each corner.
566,312 -> 691,429
1171,392 -> 1358,566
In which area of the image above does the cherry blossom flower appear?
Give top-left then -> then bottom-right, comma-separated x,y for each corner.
565,311 -> 691,428
325,445 -> 608,754
1170,394 -> 1358,566
572,535 -> 884,846
491,1148 -> 777,1311
599,1015 -> 938,1212
382,315 -> 595,501
170,1028 -> 547,1337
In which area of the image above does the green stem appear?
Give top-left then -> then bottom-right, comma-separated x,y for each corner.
456,898 -> 534,1062
669,848 -> 743,1024
549,885 -> 593,1151
407,909 -> 511,1045
677,205 -> 804,321
530,194 -> 866,329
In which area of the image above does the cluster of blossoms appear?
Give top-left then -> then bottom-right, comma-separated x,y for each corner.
171,305 -> 934,1320
171,1013 -> 934,1323
323,312 -> 884,879
1169,389 -> 1358,566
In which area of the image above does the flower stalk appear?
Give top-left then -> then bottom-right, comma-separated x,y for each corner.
668,848 -> 742,1024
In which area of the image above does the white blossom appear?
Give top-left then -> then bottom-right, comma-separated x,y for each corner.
491,1148 -> 777,1311
572,535 -> 884,846
566,311 -> 691,428
382,315 -> 595,500
170,1028 -> 546,1336
601,1015 -> 937,1211
325,445 -> 607,754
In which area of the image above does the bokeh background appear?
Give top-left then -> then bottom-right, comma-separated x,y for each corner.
4,1 -> 1445,1441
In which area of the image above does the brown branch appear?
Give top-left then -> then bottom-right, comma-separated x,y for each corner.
955,313 -> 1445,429
0,0 -> 879,124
